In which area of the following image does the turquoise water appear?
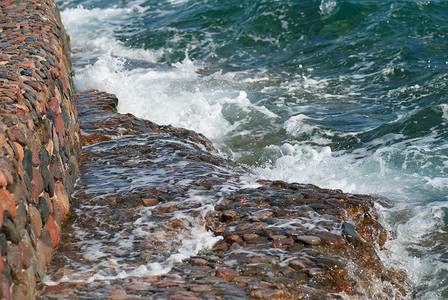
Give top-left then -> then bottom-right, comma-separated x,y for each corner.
56,0 -> 448,297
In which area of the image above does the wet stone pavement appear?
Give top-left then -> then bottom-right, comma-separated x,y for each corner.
38,90 -> 409,299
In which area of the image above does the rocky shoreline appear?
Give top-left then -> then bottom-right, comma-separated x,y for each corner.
0,0 -> 410,299
40,90 -> 409,299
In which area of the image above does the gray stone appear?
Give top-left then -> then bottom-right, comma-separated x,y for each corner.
2,213 -> 20,244
342,222 -> 363,247
15,201 -> 27,231
22,149 -> 33,179
36,197 -> 50,226
43,168 -> 55,197
39,148 -> 50,169
295,235 -> 321,245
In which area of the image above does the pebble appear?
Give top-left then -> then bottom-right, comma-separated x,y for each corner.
242,233 -> 258,241
216,268 -> 240,281
271,238 -> 294,248
226,234 -> 244,245
141,198 -> 159,207
295,235 -> 321,245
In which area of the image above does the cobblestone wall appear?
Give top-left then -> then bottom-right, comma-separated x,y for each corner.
0,0 -> 80,298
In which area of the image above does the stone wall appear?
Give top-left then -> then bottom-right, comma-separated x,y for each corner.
0,0 -> 80,298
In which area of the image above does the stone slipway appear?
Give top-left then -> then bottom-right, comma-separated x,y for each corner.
39,90 -> 410,299
0,0 -> 80,298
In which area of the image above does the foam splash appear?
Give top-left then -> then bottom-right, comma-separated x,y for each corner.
61,5 -> 280,144
441,104 -> 448,121
284,114 -> 318,136
45,205 -> 223,285
73,52 -> 232,141
61,5 -> 157,61
319,0 -> 339,16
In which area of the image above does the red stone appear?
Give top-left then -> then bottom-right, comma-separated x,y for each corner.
216,268 -> 240,281
5,127 -> 27,145
29,205 -> 42,237
212,240 -> 228,252
17,241 -> 31,269
31,167 -> 44,203
13,142 -> 24,162
16,102 -> 30,112
137,276 -> 159,283
271,238 -> 295,248
213,225 -> 228,235
44,285 -> 68,292
32,149 -> 40,166
226,234 -> 244,245
55,113 -> 64,147
0,189 -> 16,218
44,215 -> 60,249
48,97 -> 60,114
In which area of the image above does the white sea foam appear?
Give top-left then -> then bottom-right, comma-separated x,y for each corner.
74,52 -> 232,140
319,0 -> 339,16
61,5 -> 158,61
441,104 -> 448,121
283,114 -> 316,136
44,201 -> 223,284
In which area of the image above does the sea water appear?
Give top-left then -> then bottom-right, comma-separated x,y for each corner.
55,0 -> 448,298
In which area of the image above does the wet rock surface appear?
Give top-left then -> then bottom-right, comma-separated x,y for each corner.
40,90 -> 409,299
0,0 -> 80,297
